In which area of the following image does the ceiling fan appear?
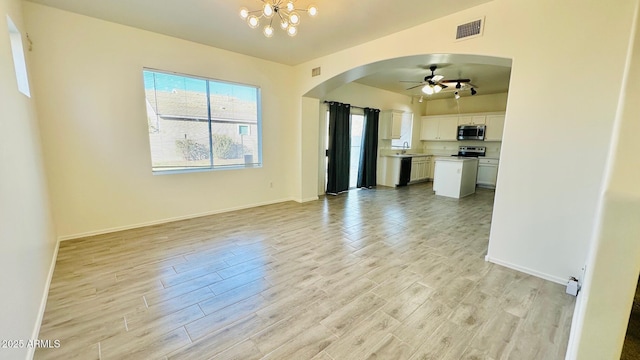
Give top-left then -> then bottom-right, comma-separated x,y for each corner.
402,65 -> 476,95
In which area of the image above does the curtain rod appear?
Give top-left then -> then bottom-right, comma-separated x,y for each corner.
322,101 -> 375,111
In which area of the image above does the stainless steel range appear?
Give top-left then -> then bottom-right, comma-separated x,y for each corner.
454,146 -> 486,157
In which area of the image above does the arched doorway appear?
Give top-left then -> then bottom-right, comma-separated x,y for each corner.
301,53 -> 512,196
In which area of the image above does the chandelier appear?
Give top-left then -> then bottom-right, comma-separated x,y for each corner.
239,1 -> 318,37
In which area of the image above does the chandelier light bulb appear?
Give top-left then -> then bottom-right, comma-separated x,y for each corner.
239,7 -> 249,19
263,25 -> 274,37
248,15 -> 259,28
308,5 -> 318,17
286,1 -> 295,11
263,3 -> 274,18
280,19 -> 289,29
287,25 -> 297,36
422,85 -> 434,95
289,12 -> 300,25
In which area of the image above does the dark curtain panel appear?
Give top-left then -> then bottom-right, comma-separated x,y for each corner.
326,102 -> 351,195
357,108 -> 380,189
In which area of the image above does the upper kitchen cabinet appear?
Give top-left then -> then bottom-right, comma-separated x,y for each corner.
379,110 -> 403,139
420,116 -> 458,141
485,114 -> 506,141
458,115 -> 486,125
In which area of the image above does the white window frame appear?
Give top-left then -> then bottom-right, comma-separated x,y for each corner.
6,15 -> 30,97
143,68 -> 263,174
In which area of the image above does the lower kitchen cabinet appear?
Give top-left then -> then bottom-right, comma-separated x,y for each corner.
427,156 -> 435,179
477,158 -> 499,188
433,157 -> 478,198
410,157 -> 430,183
377,155 -> 432,187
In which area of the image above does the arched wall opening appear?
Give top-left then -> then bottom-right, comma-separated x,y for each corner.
299,53 -> 512,199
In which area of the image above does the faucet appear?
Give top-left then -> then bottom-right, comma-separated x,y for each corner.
402,141 -> 409,154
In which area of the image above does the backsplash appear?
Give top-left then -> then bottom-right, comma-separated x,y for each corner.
378,138 -> 501,158
423,140 -> 501,158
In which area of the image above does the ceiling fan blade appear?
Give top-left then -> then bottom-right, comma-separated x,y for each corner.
405,84 -> 425,90
432,75 -> 444,82
440,78 -> 471,85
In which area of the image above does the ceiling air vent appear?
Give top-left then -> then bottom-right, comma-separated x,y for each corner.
311,67 -> 321,77
456,18 -> 484,40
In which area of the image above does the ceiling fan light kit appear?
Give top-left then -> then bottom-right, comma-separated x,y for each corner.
405,65 -> 478,99
239,0 -> 318,37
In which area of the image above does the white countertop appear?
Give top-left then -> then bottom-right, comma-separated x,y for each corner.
385,154 -> 499,160
434,156 -> 479,162
385,153 -> 432,158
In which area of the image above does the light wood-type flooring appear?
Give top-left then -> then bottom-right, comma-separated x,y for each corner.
36,183 -> 575,359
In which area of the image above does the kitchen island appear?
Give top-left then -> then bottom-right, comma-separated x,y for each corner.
433,157 -> 478,198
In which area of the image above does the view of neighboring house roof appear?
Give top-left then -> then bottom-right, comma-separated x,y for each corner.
145,88 -> 258,123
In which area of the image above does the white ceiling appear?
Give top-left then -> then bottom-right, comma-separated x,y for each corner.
24,0 -> 511,98
355,62 -> 512,100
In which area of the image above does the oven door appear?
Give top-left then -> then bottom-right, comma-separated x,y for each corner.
457,125 -> 485,140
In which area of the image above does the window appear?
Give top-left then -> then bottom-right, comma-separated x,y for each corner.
143,69 -> 262,173
391,113 -> 413,148
6,15 -> 30,97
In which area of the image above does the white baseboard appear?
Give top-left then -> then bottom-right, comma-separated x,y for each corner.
58,197 -> 294,241
297,196 -> 319,203
27,239 -> 59,360
485,255 -> 567,285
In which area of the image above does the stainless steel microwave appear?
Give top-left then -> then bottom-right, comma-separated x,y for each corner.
457,125 -> 485,140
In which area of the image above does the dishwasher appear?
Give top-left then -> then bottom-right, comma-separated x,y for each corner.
398,157 -> 412,186
477,158 -> 499,188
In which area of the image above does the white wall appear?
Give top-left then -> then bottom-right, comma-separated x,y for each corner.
0,0 -> 56,359
23,3 -> 298,239
569,2 -> 640,358
423,92 -> 508,116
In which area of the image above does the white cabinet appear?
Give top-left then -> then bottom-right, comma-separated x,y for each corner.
433,158 -> 478,198
379,110 -> 403,139
379,155 -> 431,186
393,113 -> 404,139
427,156 -> 436,179
420,116 -> 458,141
485,115 -> 506,141
410,156 -> 430,183
377,156 -> 401,187
477,158 -> 499,188
458,115 -> 486,125
420,118 -> 440,140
